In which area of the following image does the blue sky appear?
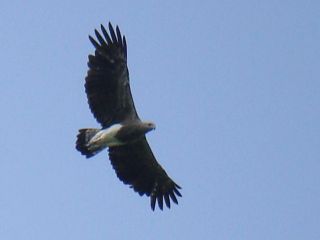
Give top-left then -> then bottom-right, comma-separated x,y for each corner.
1,0 -> 319,239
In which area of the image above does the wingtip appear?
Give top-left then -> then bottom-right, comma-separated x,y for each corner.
157,195 -> 164,210
164,194 -> 171,209
108,22 -> 114,32
173,187 -> 182,197
169,191 -> 178,205
151,195 -> 156,211
88,35 -> 100,49
149,183 -> 182,211
100,24 -> 106,33
108,23 -> 117,43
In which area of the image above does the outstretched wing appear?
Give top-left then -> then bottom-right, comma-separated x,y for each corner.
85,23 -> 139,128
108,137 -> 182,210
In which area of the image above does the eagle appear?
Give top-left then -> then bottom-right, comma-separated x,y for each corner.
76,22 -> 181,210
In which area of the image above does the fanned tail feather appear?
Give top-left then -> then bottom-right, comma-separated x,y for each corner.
76,128 -> 105,158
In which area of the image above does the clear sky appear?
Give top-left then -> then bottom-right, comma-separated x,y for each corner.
1,0 -> 319,239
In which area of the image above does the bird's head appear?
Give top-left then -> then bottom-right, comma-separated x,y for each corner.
142,121 -> 156,132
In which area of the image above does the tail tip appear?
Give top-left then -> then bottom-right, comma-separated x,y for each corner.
76,129 -> 95,158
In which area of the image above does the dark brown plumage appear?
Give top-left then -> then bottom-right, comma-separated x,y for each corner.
76,22 -> 181,210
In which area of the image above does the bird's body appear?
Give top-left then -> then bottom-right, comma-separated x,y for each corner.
76,23 -> 181,210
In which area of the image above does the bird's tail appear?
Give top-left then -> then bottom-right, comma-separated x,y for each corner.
76,128 -> 105,158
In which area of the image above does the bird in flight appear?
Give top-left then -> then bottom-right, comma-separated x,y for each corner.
76,22 -> 181,210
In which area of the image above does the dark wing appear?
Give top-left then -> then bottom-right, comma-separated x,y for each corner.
85,23 -> 139,128
108,137 -> 182,210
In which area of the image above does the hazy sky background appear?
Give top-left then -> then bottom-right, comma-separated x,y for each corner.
1,1 -> 319,239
